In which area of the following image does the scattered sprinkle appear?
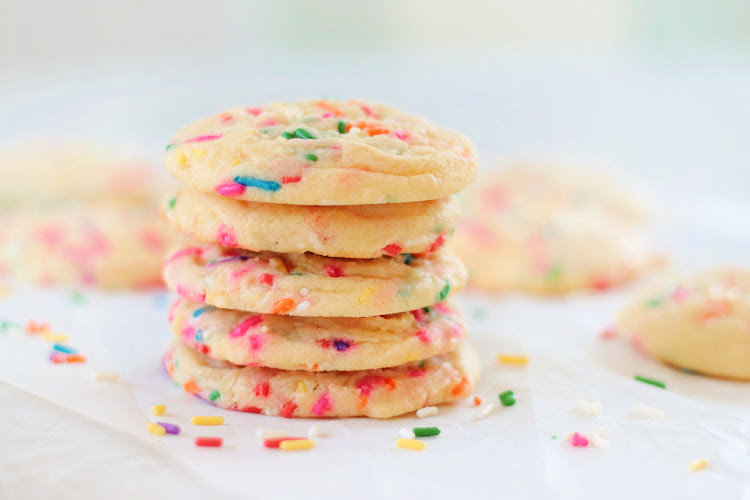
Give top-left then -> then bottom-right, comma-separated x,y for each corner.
91,372 -> 120,383
634,375 -> 666,389
42,332 -> 69,343
337,120 -> 347,134
264,437 -> 305,448
195,437 -> 223,447
280,439 -> 315,451
496,354 -> 528,365
147,422 -> 166,436
396,438 -> 426,451
413,427 -> 440,437
25,320 -> 50,334
191,416 -> 224,426
157,422 -> 181,435
475,404 -> 495,420
688,458 -> 708,471
632,402 -> 665,419
551,435 -> 558,440
233,176 -> 281,192
498,390 -> 516,407
305,153 -> 318,162
308,425 -> 320,438
151,405 -> 166,416
257,429 -> 289,440
70,290 -> 87,305
52,343 -> 77,354
590,427 -> 610,448
416,406 -> 438,418
569,432 -> 589,447
473,396 -> 482,406
576,399 -> 602,417
400,428 -> 415,439
209,389 -> 221,401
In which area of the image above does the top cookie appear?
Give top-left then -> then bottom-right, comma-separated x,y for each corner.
164,99 -> 477,205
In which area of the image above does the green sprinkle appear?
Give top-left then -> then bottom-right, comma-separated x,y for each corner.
418,360 -> 426,368
1,320 -> 20,333
293,128 -> 316,140
281,131 -> 295,139
551,435 -> 558,440
337,120 -> 346,134
168,197 -> 177,210
437,282 -> 450,302
70,290 -> 86,305
289,272 -> 304,276
165,143 -> 176,152
472,308 -> 486,321
305,153 -> 318,162
209,389 -> 221,401
646,297 -> 663,308
544,263 -> 564,281
634,375 -> 666,389
422,307 -> 431,314
499,390 -> 516,407
413,427 -> 440,437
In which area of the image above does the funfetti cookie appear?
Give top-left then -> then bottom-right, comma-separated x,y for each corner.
170,297 -> 467,371
615,268 -> 750,381
163,188 -> 458,258
164,339 -> 479,418
163,242 -> 466,317
163,99 -> 477,205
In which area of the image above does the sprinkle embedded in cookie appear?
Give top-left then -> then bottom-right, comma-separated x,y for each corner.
164,99 -> 477,205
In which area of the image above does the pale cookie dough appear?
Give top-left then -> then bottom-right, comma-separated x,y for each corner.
0,201 -> 175,289
163,188 -> 458,258
451,210 -> 659,294
164,99 -> 476,205
169,297 -> 467,371
615,268 -> 750,381
164,338 -> 479,418
163,242 -> 466,317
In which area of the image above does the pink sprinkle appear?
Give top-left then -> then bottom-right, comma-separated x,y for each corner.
671,286 -> 690,301
215,182 -> 246,197
433,302 -> 451,314
168,298 -> 182,323
324,265 -> 344,278
249,334 -> 264,353
216,224 -> 238,247
570,432 -> 589,447
139,229 -> 165,252
392,130 -> 411,141
181,325 -> 196,343
257,119 -> 278,127
185,134 -> 222,144
359,103 -> 377,117
459,218 -> 494,247
230,315 -> 263,338
231,265 -> 256,281
598,327 -> 617,340
312,393 -> 333,416
411,308 -> 428,323
408,369 -> 427,378
166,246 -> 203,264
415,329 -> 431,344
36,225 -> 64,246
246,107 -> 263,116
321,112 -> 334,119
176,285 -> 206,303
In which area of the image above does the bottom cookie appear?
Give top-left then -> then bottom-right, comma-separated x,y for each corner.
164,339 -> 479,418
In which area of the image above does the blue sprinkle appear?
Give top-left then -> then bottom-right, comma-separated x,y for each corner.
195,330 -> 204,342
193,306 -> 214,318
403,254 -> 414,265
52,344 -> 77,354
234,176 -> 281,192
333,339 -> 351,352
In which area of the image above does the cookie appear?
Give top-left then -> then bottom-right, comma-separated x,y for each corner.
163,99 -> 476,205
163,243 -> 466,317
451,210 -> 659,294
0,201 -> 176,289
163,188 -> 458,258
169,297 -> 467,371
164,338 -> 479,418
615,268 -> 750,380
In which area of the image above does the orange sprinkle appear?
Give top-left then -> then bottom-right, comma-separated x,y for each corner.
384,377 -> 397,391
184,380 -> 200,394
315,100 -> 343,116
273,298 -> 296,314
167,363 -> 175,376
702,300 -> 732,321
451,375 -> 470,396
25,320 -> 50,334
365,126 -> 391,136
65,354 -> 87,363
357,395 -> 368,409
474,396 -> 482,406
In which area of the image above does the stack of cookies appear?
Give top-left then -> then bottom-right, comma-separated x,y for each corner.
160,99 -> 479,418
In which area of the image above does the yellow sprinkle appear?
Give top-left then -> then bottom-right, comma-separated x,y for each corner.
358,287 -> 375,304
147,422 -> 166,436
151,405 -> 166,416
296,381 -> 308,393
280,439 -> 315,451
176,151 -> 187,166
191,149 -> 206,159
191,415 -> 224,425
688,458 -> 708,471
496,354 -> 528,365
231,158 -> 240,165
405,353 -> 419,362
396,438 -> 426,451
42,332 -> 69,343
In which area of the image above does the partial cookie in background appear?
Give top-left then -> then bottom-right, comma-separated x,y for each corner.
449,160 -> 662,294
615,268 -> 750,381
0,141 -> 178,289
163,188 -> 458,258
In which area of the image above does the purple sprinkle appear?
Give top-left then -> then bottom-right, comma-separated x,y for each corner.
333,339 -> 351,352
157,422 -> 181,435
205,256 -> 248,268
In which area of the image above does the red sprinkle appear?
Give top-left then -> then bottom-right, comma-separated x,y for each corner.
280,401 -> 297,418
258,273 -> 275,286
195,437 -> 223,447
324,265 -> 344,278
263,437 -> 305,449
383,244 -> 402,256
427,234 -> 447,253
282,176 -> 301,184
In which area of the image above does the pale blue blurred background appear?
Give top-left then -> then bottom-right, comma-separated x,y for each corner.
1,0 -> 749,206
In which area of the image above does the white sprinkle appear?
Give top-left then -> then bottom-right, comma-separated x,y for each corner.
256,428 -> 289,439
294,301 -> 311,313
299,288 -> 310,297
260,325 -> 269,333
399,428 -> 415,439
416,406 -> 438,418
632,402 -> 665,419
91,372 -> 120,383
475,403 -> 496,420
591,427 -> 610,448
576,399 -> 602,417
308,425 -> 320,438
